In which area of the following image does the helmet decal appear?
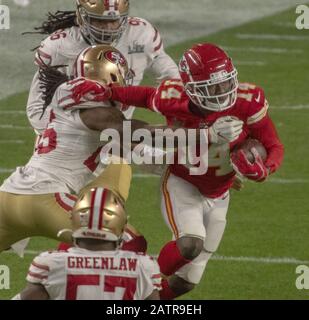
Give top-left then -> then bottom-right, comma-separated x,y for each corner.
104,50 -> 126,66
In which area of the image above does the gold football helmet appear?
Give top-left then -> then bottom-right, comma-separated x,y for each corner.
74,44 -> 132,86
76,0 -> 130,45
71,187 -> 127,241
71,162 -> 132,241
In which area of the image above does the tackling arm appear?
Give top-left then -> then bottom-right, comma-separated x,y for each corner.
110,86 -> 157,110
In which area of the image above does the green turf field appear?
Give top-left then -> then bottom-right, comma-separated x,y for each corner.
1,6 -> 309,299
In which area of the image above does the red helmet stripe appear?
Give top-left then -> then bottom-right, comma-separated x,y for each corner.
88,189 -> 97,229
98,189 -> 108,230
104,0 -> 119,10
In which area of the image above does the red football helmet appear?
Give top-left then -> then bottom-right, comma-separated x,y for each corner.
179,43 -> 238,112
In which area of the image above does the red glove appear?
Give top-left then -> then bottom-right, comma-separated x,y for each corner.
71,79 -> 112,104
231,147 -> 269,182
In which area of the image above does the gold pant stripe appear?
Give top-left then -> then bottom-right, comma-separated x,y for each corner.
162,168 -> 179,239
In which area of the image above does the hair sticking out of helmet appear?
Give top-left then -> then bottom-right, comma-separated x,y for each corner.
179,43 -> 238,112
76,0 -> 130,45
74,44 -> 132,86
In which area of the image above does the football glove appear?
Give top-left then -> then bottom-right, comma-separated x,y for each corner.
231,147 -> 268,182
71,79 -> 112,104
208,116 -> 244,144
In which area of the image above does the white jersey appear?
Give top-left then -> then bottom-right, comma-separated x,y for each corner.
1,80 -> 105,195
27,247 -> 161,300
27,17 -> 180,132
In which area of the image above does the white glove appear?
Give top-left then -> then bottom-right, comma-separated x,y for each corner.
208,116 -> 243,144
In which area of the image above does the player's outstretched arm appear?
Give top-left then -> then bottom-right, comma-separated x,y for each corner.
71,79 -> 157,110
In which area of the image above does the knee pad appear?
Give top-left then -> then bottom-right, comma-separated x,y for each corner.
177,236 -> 204,260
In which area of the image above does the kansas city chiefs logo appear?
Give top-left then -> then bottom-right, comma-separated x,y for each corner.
104,51 -> 126,66
179,56 -> 189,72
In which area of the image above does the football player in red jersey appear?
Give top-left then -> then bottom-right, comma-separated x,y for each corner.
68,43 -> 284,299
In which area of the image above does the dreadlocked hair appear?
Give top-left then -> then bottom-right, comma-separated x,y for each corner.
23,11 -> 78,36
39,64 -> 70,118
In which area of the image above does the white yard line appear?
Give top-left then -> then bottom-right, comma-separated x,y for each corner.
133,175 -> 309,184
273,22 -> 297,28
2,248 -> 308,265
0,110 -> 26,115
1,105 -> 308,119
0,125 -> 31,130
0,140 -> 24,144
236,33 -> 309,41
0,168 -> 14,173
211,255 -> 309,265
272,105 -> 309,110
0,170 -> 308,184
223,46 -> 303,54
234,61 -> 267,66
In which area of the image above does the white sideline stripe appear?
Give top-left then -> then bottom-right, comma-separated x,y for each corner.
0,140 -> 24,144
0,125 -> 31,130
236,33 -> 309,41
223,46 -> 303,54
3,249 -> 309,265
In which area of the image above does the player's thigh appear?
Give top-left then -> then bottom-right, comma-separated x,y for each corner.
0,192 -> 35,250
1,192 -> 76,243
203,192 -> 230,252
160,170 -> 205,240
32,193 -> 77,242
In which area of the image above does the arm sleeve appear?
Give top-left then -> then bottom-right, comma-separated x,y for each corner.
111,86 -> 157,110
144,21 -> 180,81
245,87 -> 284,174
138,256 -> 162,300
26,253 -> 50,285
249,114 -> 284,174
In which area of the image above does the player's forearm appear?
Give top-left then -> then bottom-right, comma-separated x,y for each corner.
249,116 -> 284,174
265,144 -> 284,174
111,86 -> 156,110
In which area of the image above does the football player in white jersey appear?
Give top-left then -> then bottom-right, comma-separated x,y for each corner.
26,0 -> 179,133
0,45 -> 150,254
12,172 -> 161,300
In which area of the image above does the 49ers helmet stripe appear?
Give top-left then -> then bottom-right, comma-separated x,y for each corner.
97,188 -> 108,230
88,188 -> 97,229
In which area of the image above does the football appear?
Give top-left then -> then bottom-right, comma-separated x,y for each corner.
232,139 -> 267,164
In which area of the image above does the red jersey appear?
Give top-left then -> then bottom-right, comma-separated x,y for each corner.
112,80 -> 284,198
